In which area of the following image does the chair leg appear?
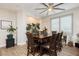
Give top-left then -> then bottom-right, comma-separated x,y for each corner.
32,52 -> 35,56
27,49 -> 29,56
31,48 -> 35,56
49,51 -> 57,56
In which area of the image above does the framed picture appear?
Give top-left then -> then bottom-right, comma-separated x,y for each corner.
1,20 -> 12,30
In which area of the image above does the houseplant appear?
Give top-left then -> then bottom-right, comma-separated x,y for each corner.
26,24 -> 32,33
6,25 -> 16,48
7,25 -> 16,39
26,23 -> 40,35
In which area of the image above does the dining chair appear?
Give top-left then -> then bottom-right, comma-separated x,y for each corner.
56,32 -> 63,52
52,31 -> 57,35
40,34 -> 58,56
26,32 -> 38,56
33,36 -> 51,56
48,34 -> 58,56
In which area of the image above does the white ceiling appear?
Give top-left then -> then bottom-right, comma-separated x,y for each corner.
0,3 -> 79,18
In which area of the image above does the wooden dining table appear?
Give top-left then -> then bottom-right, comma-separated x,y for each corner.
33,35 -> 51,40
33,35 -> 51,45
33,35 -> 51,55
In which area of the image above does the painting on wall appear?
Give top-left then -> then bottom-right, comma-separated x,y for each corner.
1,20 -> 12,30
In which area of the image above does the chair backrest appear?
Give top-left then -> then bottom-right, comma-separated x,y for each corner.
49,33 -> 58,50
56,32 -> 63,41
60,32 -> 63,40
56,32 -> 63,51
61,32 -> 63,37
48,34 -> 58,56
52,31 -> 57,35
26,32 -> 34,46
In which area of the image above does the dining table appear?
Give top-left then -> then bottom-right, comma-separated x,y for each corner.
33,35 -> 51,55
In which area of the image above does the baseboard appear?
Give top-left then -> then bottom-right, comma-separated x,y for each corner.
0,44 -> 6,48
17,42 -> 26,45
0,42 -> 26,48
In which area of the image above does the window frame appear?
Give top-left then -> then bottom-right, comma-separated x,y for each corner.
50,13 -> 73,35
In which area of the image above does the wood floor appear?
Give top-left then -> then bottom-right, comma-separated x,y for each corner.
0,44 -> 79,56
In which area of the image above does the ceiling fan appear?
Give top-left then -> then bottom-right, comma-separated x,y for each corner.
35,3 -> 65,16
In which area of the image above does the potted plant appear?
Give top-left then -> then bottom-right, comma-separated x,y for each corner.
26,23 -> 40,36
31,23 -> 40,35
26,24 -> 32,33
7,25 -> 16,39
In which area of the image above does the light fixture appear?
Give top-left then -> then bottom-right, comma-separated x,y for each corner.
35,3 -> 64,15
48,8 -> 52,11
48,6 -> 53,11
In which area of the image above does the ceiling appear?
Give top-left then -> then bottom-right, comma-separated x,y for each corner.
0,3 -> 79,18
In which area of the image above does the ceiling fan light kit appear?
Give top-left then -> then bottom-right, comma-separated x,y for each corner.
48,6 -> 53,11
35,3 -> 65,16
48,8 -> 52,11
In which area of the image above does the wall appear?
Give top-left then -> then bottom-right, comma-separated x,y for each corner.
16,10 -> 26,45
40,17 -> 51,35
16,10 -> 41,45
41,7 -> 79,44
26,17 -> 41,24
0,8 -> 41,47
0,9 -> 17,47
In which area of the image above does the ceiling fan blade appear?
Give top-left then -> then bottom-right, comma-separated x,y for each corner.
40,9 -> 47,14
35,8 -> 47,10
41,3 -> 48,7
46,11 -> 48,16
54,8 -> 65,10
53,3 -> 64,7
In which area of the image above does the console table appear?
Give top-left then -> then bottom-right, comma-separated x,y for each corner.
75,43 -> 79,48
6,39 -> 15,48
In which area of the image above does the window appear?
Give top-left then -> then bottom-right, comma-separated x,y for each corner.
51,14 -> 72,35
60,15 -> 72,35
51,18 -> 59,32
